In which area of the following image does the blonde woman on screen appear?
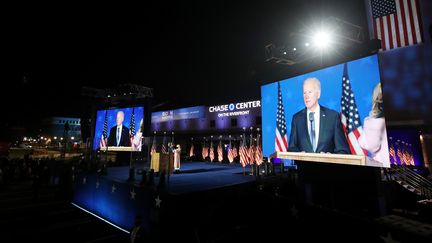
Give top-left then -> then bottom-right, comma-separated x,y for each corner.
132,119 -> 144,151
359,83 -> 390,166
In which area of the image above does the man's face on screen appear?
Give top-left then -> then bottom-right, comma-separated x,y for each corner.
116,112 -> 124,126
303,80 -> 320,110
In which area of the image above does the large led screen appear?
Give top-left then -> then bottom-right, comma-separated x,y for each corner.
93,106 -> 144,151
262,54 -> 390,167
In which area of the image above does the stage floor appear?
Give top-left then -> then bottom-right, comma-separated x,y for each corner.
106,161 -> 255,195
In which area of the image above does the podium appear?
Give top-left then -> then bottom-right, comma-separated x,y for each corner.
150,152 -> 174,174
271,151 -> 385,217
100,146 -> 134,152
270,151 -> 383,167
99,146 -> 134,167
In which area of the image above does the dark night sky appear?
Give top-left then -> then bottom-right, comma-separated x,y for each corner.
3,1 -> 368,126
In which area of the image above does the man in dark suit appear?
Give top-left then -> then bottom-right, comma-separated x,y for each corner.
107,111 -> 131,146
288,77 -> 350,154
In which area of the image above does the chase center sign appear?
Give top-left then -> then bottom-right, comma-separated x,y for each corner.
208,100 -> 261,117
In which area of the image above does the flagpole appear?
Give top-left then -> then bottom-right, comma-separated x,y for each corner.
128,108 -> 136,182
242,127 -> 246,175
250,126 -> 254,175
257,127 -> 260,176
228,135 -> 232,164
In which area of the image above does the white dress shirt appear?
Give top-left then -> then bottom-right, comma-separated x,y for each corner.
307,105 -> 320,150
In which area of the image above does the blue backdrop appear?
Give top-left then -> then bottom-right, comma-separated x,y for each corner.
93,106 -> 144,150
261,54 -> 386,158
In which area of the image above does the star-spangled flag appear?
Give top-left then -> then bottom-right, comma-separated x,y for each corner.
255,132 -> 263,166
239,135 -> 247,168
369,0 -> 423,51
217,140 -> 223,162
161,134 -> 167,154
209,140 -> 215,162
130,108 -> 136,147
99,110 -> 108,148
397,145 -> 403,164
340,63 -> 368,155
248,133 -> 255,165
232,144 -> 238,158
275,82 -> 288,152
389,144 -> 396,164
150,134 -> 157,156
202,141 -> 208,159
189,143 -> 195,158
407,144 -> 414,165
227,140 -> 234,163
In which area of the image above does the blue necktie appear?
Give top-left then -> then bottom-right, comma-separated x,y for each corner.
309,112 -> 316,152
116,127 -> 120,146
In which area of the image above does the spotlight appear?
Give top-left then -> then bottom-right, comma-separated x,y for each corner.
313,31 -> 332,49
292,48 -> 296,51
283,51 -> 287,55
305,42 -> 309,47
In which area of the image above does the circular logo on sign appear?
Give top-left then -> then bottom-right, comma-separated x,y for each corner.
229,103 -> 235,111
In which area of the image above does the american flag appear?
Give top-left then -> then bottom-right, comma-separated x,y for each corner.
255,132 -> 263,166
99,111 -> 108,148
401,142 -> 411,165
217,140 -> 223,162
407,144 -> 414,165
150,135 -> 157,156
275,82 -> 288,152
232,144 -> 238,158
189,143 -> 195,158
389,144 -> 396,164
403,148 -> 410,165
227,140 -> 234,163
248,144 -> 255,165
340,63 -> 367,155
130,108 -> 135,147
396,146 -> 403,164
370,0 -> 423,51
239,135 -> 247,168
248,134 -> 255,165
202,141 -> 208,159
209,140 -> 215,162
161,134 -> 167,154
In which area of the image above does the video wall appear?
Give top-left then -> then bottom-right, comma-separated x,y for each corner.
93,106 -> 144,151
261,54 -> 391,167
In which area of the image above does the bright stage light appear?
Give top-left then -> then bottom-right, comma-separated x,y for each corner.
313,31 -> 332,49
305,42 -> 310,47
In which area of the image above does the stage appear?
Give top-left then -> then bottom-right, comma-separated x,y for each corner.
71,161 -> 257,233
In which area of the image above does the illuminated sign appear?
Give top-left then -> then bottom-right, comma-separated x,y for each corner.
208,100 -> 261,117
208,100 -> 261,113
152,106 -> 205,123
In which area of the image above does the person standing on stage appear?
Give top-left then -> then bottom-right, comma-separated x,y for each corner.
173,144 -> 181,173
